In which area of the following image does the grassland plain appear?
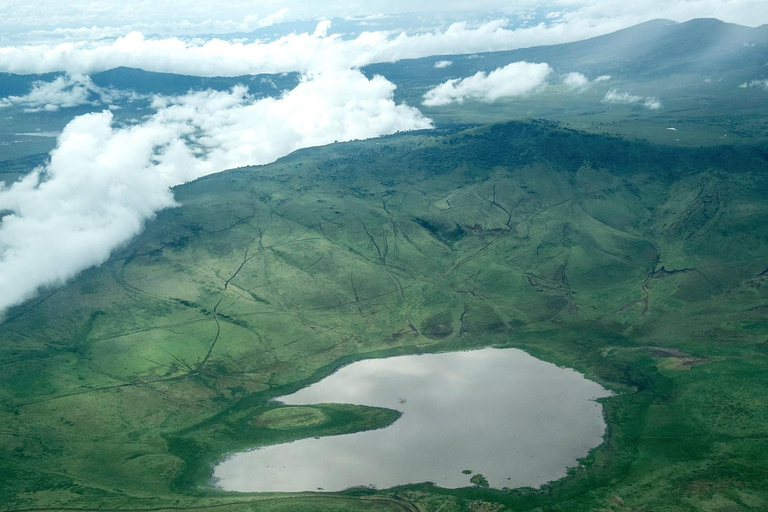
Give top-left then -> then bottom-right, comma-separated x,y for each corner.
1,120 -> 767,511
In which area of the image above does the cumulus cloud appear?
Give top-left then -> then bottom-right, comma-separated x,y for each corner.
739,79 -> 768,89
0,69 -> 432,314
561,72 -> 612,90
563,72 -> 589,90
643,97 -> 661,110
0,19 -> 638,76
422,61 -> 551,106
434,60 -> 452,68
603,90 -> 643,104
0,73 -> 142,112
603,88 -> 661,109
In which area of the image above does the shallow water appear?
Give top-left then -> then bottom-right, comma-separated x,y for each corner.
214,347 -> 612,492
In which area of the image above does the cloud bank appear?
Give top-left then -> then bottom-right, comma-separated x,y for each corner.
0,73 -> 142,111
603,89 -> 661,110
16,8 -> 293,44
3,0 -> 768,46
0,19 -> 634,76
0,69 -> 432,314
422,61 -> 551,106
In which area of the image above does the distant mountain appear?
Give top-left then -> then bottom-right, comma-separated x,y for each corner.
364,18 -> 768,89
0,72 -> 60,97
90,67 -> 300,97
3,17 -> 767,165
0,67 -> 300,100
4,19 -> 766,102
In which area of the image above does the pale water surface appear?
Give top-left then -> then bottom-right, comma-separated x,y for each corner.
214,347 -> 612,492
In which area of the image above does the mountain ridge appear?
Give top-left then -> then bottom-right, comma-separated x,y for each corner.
365,17 -> 768,83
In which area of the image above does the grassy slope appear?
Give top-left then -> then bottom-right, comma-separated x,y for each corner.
1,121 -> 767,511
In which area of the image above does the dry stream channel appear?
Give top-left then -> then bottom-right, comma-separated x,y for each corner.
213,347 -> 612,492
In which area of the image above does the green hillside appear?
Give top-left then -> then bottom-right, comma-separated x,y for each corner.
1,121 -> 767,511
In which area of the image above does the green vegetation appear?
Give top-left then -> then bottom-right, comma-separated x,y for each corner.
253,407 -> 328,430
1,120 -> 767,511
470,474 -> 489,487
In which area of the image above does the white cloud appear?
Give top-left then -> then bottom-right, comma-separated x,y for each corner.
3,0 -> 768,43
7,7 -> 295,43
560,72 -> 614,90
0,73 -> 142,112
563,71 -> 589,90
344,13 -> 392,22
422,61 -> 551,106
739,79 -> 768,89
434,60 -> 452,68
643,97 -> 661,110
249,8 -> 292,30
29,14 -> 288,43
603,90 -> 643,104
603,88 -> 661,109
0,19 -> 641,76
0,69 -> 432,314
313,20 -> 333,37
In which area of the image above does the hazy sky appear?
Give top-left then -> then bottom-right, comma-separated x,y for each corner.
2,0 -> 767,43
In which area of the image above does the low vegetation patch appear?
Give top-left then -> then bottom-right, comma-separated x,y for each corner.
253,407 -> 329,430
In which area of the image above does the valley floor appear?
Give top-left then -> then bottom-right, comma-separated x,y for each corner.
1,121 -> 767,511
